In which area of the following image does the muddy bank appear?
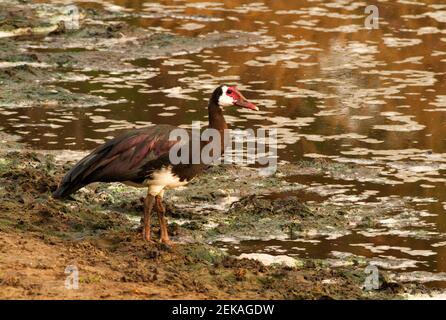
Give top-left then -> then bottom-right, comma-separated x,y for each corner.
0,149 -> 430,299
0,1 -> 263,108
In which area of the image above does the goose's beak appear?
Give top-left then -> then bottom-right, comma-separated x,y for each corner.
235,98 -> 259,111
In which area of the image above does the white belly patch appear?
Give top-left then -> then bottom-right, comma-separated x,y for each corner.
146,167 -> 188,196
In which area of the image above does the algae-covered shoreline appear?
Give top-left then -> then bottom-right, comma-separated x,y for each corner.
0,0 -> 263,109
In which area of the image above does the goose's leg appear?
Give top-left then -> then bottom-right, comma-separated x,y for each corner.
155,193 -> 172,245
143,193 -> 155,242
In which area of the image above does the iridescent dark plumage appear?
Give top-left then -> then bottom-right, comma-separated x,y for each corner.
53,125 -> 180,198
53,85 -> 258,244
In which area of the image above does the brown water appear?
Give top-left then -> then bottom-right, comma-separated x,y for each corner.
2,0 -> 446,287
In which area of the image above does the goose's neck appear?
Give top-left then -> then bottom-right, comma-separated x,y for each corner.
207,100 -> 228,153
208,100 -> 228,132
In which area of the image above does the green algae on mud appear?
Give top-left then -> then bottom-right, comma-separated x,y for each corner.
0,1 -> 263,108
0,151 -> 131,239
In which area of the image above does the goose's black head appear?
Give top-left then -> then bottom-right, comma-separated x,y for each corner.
210,85 -> 258,111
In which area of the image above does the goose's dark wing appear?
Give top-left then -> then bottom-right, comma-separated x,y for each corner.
53,125 -> 180,198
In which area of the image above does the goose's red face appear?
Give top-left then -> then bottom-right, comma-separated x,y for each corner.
218,85 -> 259,111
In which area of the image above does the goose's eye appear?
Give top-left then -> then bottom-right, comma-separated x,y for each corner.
227,89 -> 233,95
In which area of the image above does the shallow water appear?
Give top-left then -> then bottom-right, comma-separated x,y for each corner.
2,0 -> 446,287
